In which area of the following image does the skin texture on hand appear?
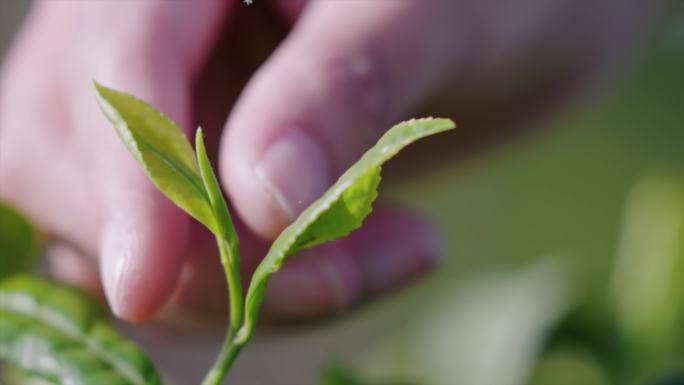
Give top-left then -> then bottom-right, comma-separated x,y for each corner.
0,0 -> 666,323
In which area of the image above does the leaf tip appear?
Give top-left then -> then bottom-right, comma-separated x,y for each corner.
92,80 -> 113,112
431,117 -> 456,130
195,126 -> 206,152
92,79 -> 108,95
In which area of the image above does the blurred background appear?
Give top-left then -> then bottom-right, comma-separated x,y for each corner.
1,2 -> 684,385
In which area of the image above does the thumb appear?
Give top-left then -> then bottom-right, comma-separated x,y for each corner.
78,1 -> 230,321
221,1 -> 462,239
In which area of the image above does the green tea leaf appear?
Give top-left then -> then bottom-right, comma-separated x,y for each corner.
2,362 -> 60,385
195,128 -> 238,250
93,81 -> 217,234
240,118 -> 455,340
0,202 -> 39,278
0,275 -> 160,385
195,128 -> 243,331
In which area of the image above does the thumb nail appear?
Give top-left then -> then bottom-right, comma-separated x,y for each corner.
254,130 -> 331,220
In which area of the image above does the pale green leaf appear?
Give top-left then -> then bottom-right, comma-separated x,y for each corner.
239,118 -> 455,340
0,275 -> 160,385
93,81 -> 217,234
195,128 -> 238,249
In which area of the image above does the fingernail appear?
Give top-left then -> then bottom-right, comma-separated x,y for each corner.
254,130 -> 331,220
100,222 -> 135,318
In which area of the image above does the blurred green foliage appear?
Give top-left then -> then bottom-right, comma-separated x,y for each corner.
0,275 -> 161,385
529,347 -> 610,385
320,363 -> 418,385
0,201 -> 38,278
611,172 -> 684,382
345,10 -> 684,385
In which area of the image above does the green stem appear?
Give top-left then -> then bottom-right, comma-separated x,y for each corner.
201,330 -> 244,385
202,233 -> 244,385
217,235 -> 243,330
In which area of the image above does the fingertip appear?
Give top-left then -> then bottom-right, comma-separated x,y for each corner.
99,204 -> 189,322
223,127 -> 333,240
222,149 -> 290,240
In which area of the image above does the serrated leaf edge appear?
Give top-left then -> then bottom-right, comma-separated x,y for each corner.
0,278 -> 156,385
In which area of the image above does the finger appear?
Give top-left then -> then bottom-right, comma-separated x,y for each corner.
97,185 -> 190,322
163,217 -> 269,321
47,242 -> 103,298
2,1 -> 232,322
261,204 -> 442,320
73,2 -> 232,322
261,243 -> 361,320
221,0 -> 461,239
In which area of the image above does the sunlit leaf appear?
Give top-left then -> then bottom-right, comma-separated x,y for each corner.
0,275 -> 160,385
93,81 -> 217,234
93,83 -> 454,382
240,118 -> 455,340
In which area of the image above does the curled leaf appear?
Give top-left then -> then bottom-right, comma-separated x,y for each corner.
240,118 -> 455,340
0,275 -> 160,385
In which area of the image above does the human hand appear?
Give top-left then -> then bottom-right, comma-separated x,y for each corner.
0,0 -> 663,322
